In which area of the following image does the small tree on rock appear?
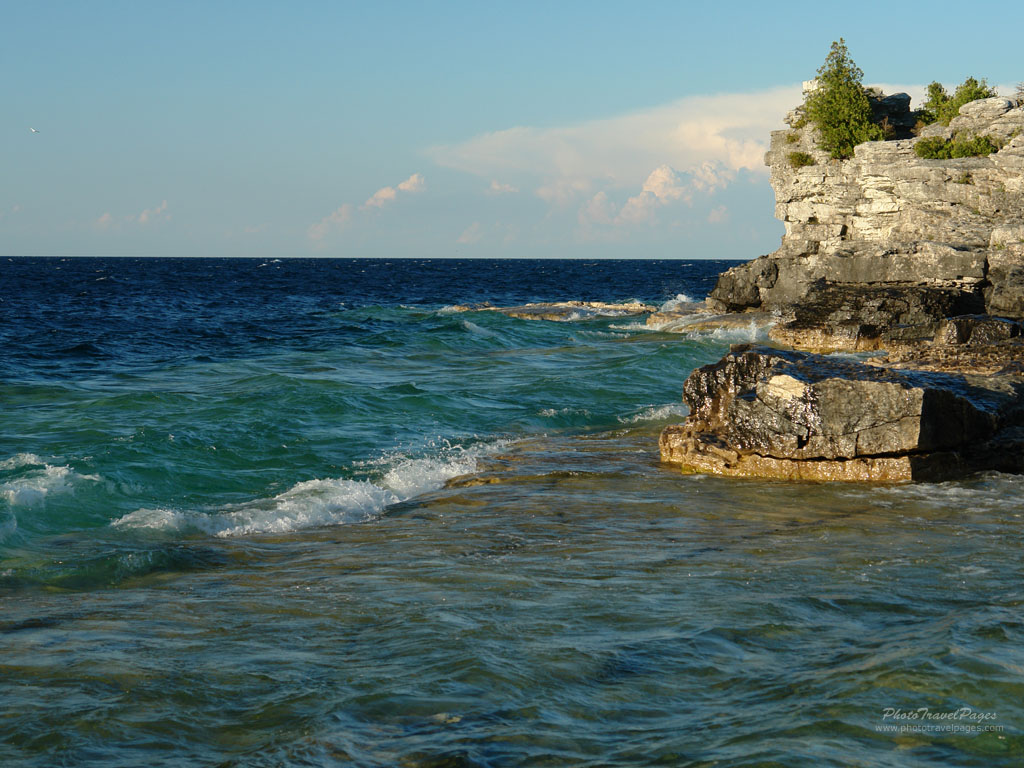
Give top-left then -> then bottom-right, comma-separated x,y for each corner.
804,39 -> 882,159
920,81 -> 950,124
919,77 -> 998,125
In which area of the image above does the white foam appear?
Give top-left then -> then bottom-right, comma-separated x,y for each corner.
609,320 -> 653,332
658,293 -> 696,312
0,453 -> 46,470
559,305 -> 653,322
539,406 -> 592,418
618,403 -> 688,424
843,473 -> 1024,515
705,318 -> 773,343
625,315 -> 774,341
114,478 -> 397,537
0,461 -> 102,507
381,451 -> 481,498
113,440 -> 507,538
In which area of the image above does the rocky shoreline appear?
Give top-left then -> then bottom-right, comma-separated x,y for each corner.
661,94 -> 1024,481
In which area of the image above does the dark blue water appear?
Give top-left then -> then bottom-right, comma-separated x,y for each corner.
2,257 -> 1022,767
0,258 -> 716,377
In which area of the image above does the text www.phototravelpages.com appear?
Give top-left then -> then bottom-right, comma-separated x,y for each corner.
875,707 -> 1005,735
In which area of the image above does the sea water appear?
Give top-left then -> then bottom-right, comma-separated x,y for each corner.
1,257 -> 1022,767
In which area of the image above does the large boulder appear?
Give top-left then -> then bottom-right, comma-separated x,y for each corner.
660,345 -> 1024,481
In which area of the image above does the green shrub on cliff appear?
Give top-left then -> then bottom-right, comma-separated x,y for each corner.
914,137 -> 950,158
804,39 -> 883,160
787,151 -> 815,168
914,133 -> 1000,159
919,77 -> 998,126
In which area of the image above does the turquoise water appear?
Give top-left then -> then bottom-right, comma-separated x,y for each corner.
2,258 -> 1023,766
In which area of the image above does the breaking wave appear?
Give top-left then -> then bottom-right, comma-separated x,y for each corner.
112,440 -> 507,538
1,454 -> 102,507
658,293 -> 696,312
618,403 -> 688,424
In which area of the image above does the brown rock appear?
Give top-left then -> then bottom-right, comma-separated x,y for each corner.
660,345 -> 1024,482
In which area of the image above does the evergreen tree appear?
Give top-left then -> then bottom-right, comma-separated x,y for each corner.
804,39 -> 882,159
918,77 -> 998,125
920,81 -> 950,125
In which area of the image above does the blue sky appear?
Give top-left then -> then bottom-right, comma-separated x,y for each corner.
4,1 -> 1022,258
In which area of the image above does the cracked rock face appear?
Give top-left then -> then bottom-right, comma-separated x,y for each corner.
707,95 -> 1024,329
660,345 -> 1024,481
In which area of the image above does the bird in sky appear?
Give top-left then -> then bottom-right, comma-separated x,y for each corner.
30,127 -> 40,133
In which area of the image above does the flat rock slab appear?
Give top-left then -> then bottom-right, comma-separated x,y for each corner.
660,344 -> 1024,481
451,301 -> 655,321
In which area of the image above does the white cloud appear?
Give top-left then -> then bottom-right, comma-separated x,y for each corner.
486,179 -> 518,195
308,203 -> 353,242
457,222 -> 483,245
578,191 -> 614,228
397,173 -> 425,193
363,173 -> 425,209
430,85 -> 800,197
535,178 -> 592,206
138,200 -> 169,225
95,201 -> 169,230
363,186 -> 397,209
708,205 -> 729,224
578,163 -> 734,236
640,165 -> 689,202
308,172 -> 425,245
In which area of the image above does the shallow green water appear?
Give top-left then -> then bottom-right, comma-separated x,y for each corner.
2,258 -> 1023,766
5,434 -> 1024,766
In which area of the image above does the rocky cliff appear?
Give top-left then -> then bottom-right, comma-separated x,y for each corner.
708,95 -> 1024,350
662,93 -> 1024,481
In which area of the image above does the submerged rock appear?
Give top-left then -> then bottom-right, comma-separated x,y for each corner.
660,345 -> 1024,482
455,301 -> 655,321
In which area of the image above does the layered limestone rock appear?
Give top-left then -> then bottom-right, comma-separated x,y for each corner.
663,95 -> 1024,481
660,345 -> 1024,481
707,95 -> 1024,342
